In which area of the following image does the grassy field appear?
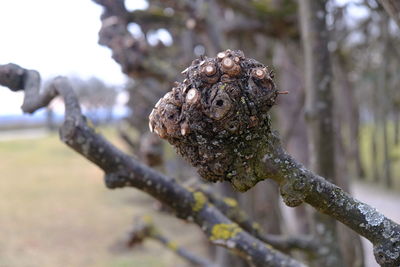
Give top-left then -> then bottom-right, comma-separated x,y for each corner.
0,129 -> 207,267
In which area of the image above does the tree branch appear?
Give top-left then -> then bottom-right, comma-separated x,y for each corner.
261,132 -> 400,267
195,185 -> 318,254
147,49 -> 400,267
93,0 -> 177,81
0,63 -> 306,267
118,216 -> 216,267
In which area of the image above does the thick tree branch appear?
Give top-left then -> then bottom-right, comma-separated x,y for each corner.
0,63 -> 306,267
93,0 -> 177,81
214,0 -> 299,38
261,132 -> 400,267
196,185 -> 318,254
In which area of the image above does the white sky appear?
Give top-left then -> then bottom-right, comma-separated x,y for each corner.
0,0 -> 379,116
0,0 -> 146,115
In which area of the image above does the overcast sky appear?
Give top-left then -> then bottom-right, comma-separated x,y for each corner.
0,0 -> 147,115
0,0 -> 371,116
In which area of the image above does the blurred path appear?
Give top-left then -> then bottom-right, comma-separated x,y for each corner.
352,182 -> 400,267
0,128 -> 49,141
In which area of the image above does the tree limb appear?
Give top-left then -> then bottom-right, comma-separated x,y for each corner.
147,49 -> 400,267
93,0 -> 177,81
118,215 -> 216,267
0,63 -> 306,267
195,185 -> 318,255
261,131 -> 400,267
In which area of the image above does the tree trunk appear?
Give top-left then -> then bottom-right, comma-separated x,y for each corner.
382,121 -> 392,187
299,1 -> 344,266
239,180 -> 283,235
333,54 -> 365,180
45,107 -> 56,131
334,97 -> 365,267
273,42 -> 311,235
372,115 -> 381,183
395,107 -> 400,146
378,14 -> 393,188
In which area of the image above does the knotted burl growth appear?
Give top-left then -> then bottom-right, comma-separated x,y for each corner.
149,50 -> 279,191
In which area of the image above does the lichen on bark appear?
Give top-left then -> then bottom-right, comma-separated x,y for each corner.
149,50 -> 278,191
192,191 -> 207,212
210,223 -> 242,241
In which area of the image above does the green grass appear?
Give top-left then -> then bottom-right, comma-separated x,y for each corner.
0,128 -> 207,267
359,122 -> 400,190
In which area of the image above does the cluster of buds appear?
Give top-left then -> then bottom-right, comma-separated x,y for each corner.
149,50 -> 279,191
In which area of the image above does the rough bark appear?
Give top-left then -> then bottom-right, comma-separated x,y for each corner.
198,185 -> 318,255
260,131 -> 400,267
149,50 -> 280,192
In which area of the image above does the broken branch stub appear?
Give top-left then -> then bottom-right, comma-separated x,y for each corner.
149,50 -> 278,191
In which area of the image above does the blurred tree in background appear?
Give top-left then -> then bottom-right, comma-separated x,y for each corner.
71,76 -> 118,123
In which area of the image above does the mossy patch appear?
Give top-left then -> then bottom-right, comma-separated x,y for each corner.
142,215 -> 153,224
223,197 -> 238,207
192,191 -> 206,212
252,222 -> 262,232
210,223 -> 242,241
166,241 -> 179,251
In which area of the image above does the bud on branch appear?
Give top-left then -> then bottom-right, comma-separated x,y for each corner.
149,50 -> 281,191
